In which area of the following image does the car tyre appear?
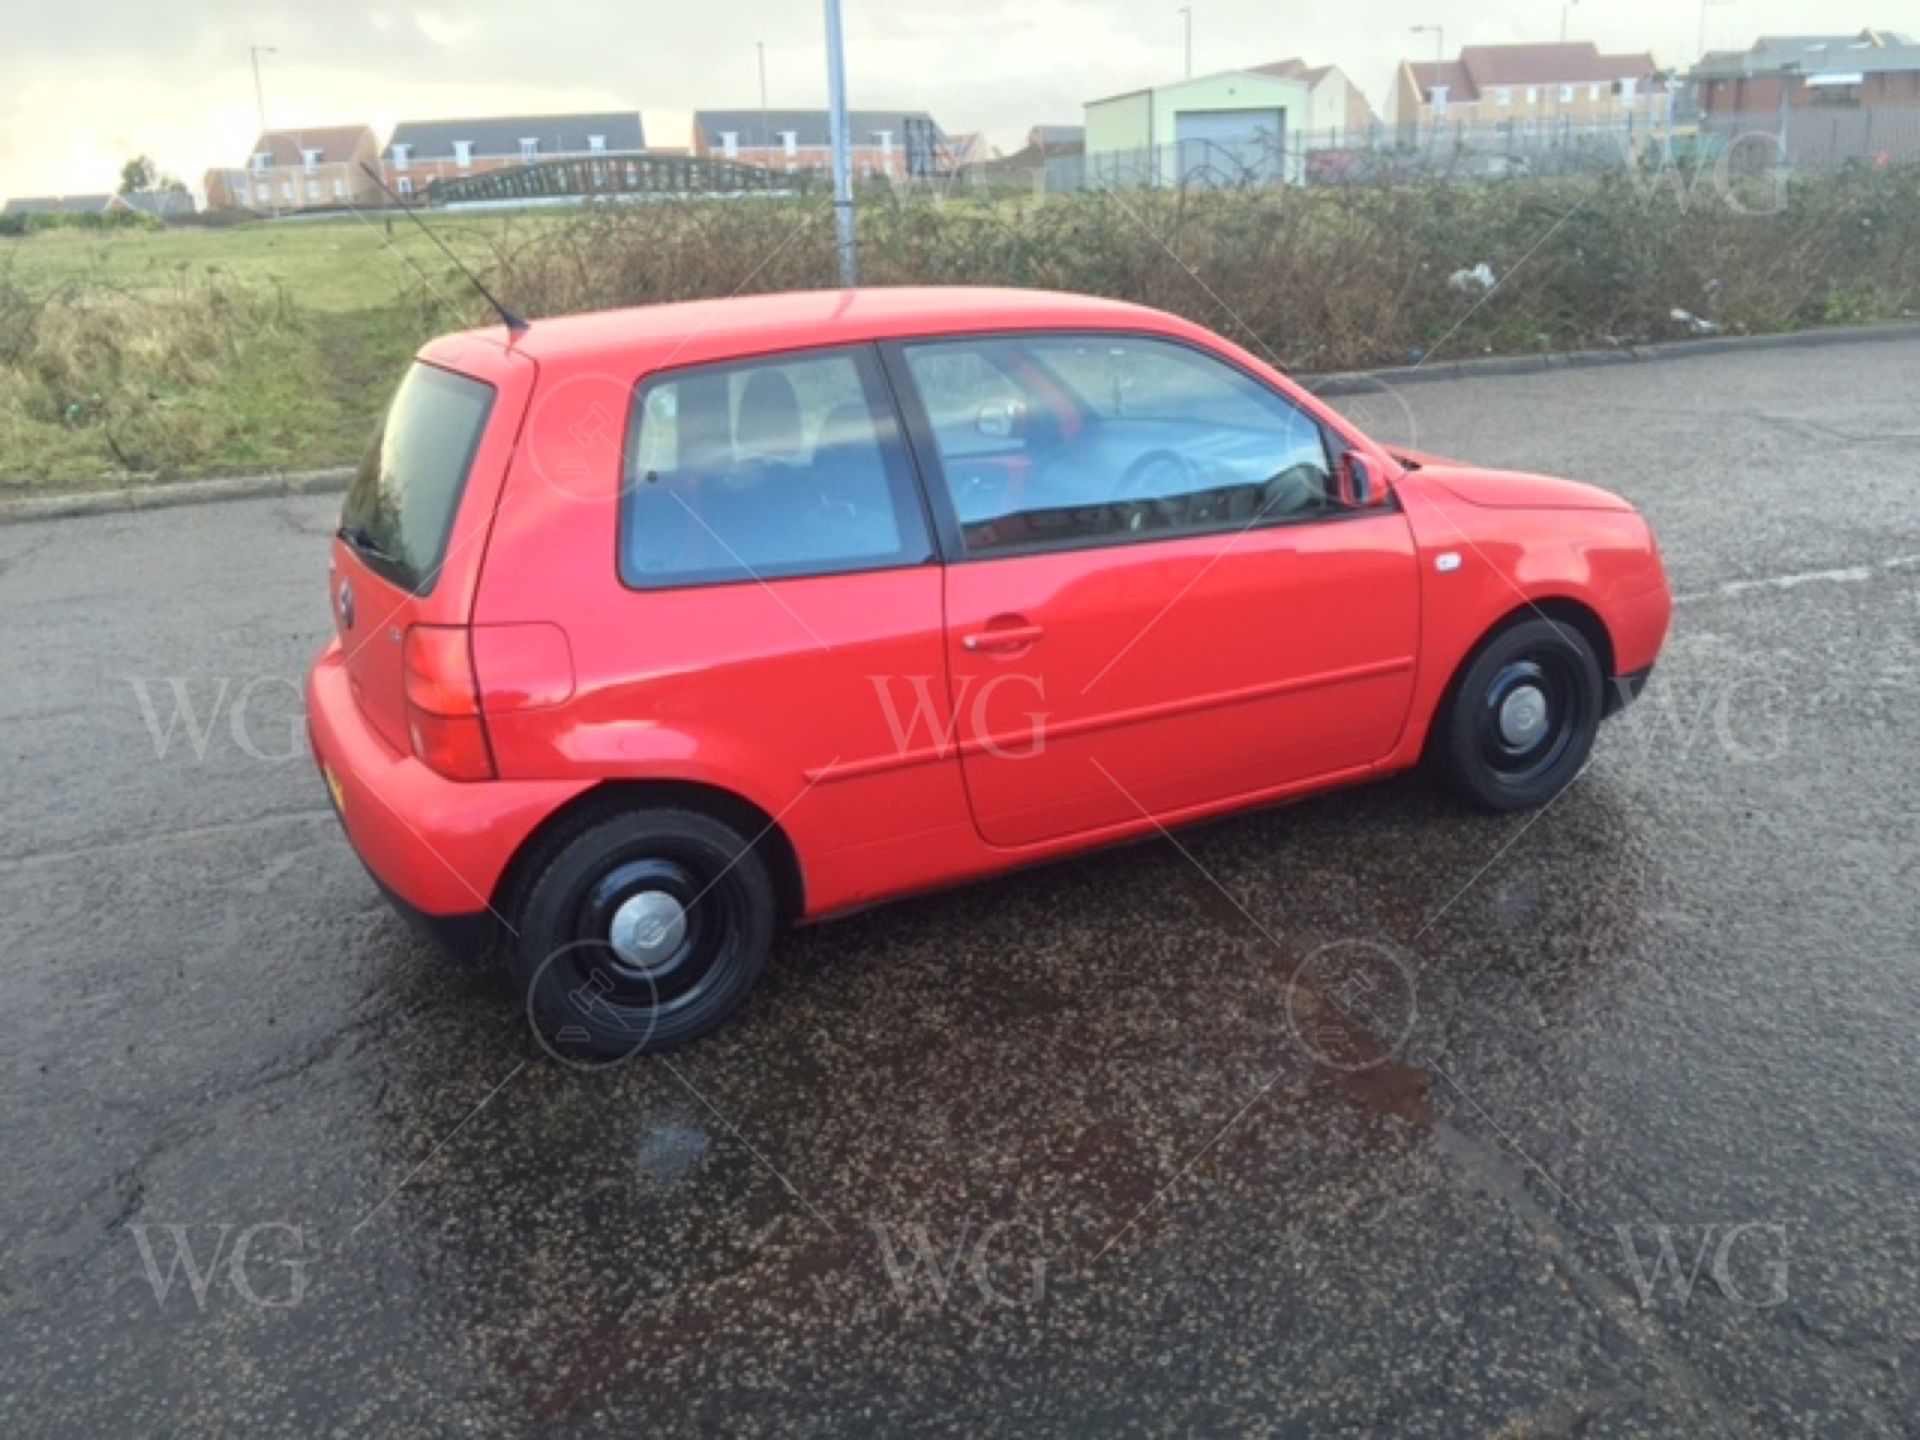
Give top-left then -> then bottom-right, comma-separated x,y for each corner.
507,807 -> 777,1060
1432,616 -> 1603,812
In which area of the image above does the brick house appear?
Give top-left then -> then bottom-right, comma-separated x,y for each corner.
1390,42 -> 1669,134
1688,31 -> 1920,136
690,110 -> 947,181
379,113 -> 646,199
207,126 -> 382,212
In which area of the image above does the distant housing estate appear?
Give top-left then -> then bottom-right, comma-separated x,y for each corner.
1390,41 -> 1670,132
15,26 -> 1920,219
381,112 -> 646,197
690,109 -> 947,180
204,126 -> 382,213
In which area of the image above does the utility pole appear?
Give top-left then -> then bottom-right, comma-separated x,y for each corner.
250,45 -> 278,218
757,40 -> 769,152
823,0 -> 857,286
250,44 -> 276,135
1180,6 -> 1193,78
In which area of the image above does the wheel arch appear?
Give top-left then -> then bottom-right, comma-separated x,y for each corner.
493,779 -> 806,932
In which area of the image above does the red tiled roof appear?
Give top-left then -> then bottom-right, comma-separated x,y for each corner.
1461,42 -> 1657,86
1408,60 -> 1481,101
1408,43 -> 1664,102
250,126 -> 374,166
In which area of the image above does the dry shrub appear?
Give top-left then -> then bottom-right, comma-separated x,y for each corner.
488,168 -> 1920,373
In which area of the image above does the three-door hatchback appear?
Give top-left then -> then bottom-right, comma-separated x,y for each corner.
307,287 -> 1670,1057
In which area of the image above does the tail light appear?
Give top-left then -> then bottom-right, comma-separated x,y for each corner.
403,626 -> 496,781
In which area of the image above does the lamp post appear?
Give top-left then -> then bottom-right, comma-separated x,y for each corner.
1180,6 -> 1193,78
250,45 -> 278,217
249,44 -> 276,135
1412,24 -> 1444,66
823,0 -> 857,286
757,40 -> 769,152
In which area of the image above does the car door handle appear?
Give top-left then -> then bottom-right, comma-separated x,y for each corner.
961,624 -> 1045,654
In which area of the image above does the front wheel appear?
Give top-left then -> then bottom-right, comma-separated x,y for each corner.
1431,617 -> 1603,812
508,808 -> 777,1061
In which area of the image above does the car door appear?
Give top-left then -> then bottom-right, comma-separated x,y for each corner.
887,330 -> 1420,849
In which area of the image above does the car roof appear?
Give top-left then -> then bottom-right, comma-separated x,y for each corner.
449,287 -> 1184,364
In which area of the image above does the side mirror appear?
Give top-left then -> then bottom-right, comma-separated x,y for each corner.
1338,452 -> 1377,507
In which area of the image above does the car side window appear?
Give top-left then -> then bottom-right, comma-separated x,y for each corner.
901,334 -> 1336,559
620,346 -> 932,588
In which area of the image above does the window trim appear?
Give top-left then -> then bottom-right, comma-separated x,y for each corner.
878,329 -> 1376,566
614,341 -> 939,593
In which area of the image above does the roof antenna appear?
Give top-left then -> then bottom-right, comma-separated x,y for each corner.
357,162 -> 528,334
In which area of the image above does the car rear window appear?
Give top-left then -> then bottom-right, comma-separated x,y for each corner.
340,362 -> 496,594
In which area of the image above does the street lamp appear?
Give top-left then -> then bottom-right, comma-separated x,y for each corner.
249,44 -> 278,218
1180,6 -> 1193,79
756,40 -> 769,153
1411,24 -> 1444,66
823,0 -> 856,286
249,44 -> 276,135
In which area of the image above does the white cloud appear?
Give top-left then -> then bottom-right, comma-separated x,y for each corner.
414,11 -> 478,50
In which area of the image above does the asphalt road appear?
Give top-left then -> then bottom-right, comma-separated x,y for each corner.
2,335 -> 1918,1437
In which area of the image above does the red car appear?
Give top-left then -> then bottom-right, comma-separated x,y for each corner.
307,287 -> 1670,1057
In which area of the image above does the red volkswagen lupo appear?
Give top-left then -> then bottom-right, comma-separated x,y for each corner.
308,288 -> 1669,1057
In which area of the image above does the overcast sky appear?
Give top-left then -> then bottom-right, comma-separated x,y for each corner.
0,0 -> 1896,198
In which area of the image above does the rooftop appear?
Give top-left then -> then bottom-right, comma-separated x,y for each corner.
1692,30 -> 1920,78
251,126 -> 374,166
1408,41 -> 1664,102
385,113 -> 646,161
692,109 -> 943,148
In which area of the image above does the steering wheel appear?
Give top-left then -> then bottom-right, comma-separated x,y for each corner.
1112,449 -> 1196,504
1261,463 -> 1325,518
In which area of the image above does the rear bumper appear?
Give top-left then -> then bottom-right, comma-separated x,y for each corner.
306,639 -> 590,941
363,864 -> 497,960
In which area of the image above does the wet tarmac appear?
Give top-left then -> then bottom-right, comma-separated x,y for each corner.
1,334 -> 1917,1436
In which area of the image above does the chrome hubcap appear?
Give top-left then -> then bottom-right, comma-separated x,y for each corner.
608,890 -> 688,974
1498,684 -> 1550,748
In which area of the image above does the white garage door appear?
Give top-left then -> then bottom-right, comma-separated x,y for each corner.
1172,108 -> 1285,185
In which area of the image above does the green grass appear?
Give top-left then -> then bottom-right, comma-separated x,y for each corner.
2,212 -> 557,313
0,214 -> 559,488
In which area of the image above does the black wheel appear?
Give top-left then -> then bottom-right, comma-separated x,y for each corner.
508,808 -> 776,1061
1432,616 -> 1603,812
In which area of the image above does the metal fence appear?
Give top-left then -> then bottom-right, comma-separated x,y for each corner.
1010,103 -> 1920,194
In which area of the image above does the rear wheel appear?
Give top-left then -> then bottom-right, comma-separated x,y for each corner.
508,808 -> 776,1061
1432,616 -> 1603,812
